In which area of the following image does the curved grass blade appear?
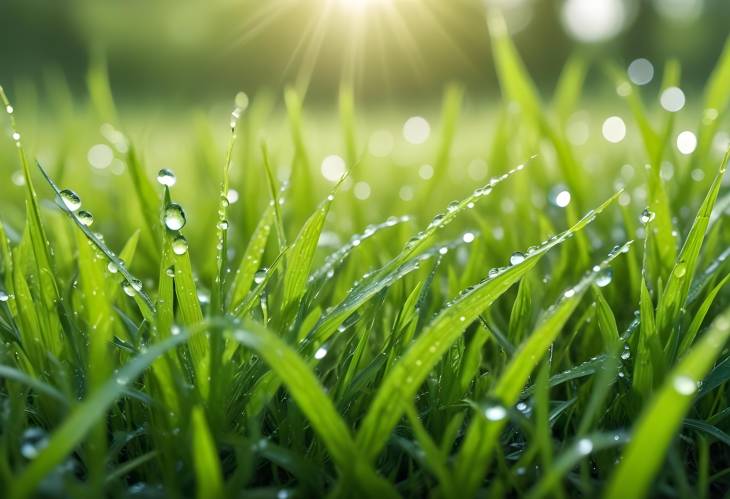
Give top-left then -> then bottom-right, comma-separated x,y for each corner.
657,151 -> 729,348
451,242 -> 633,497
604,307 -> 730,499
355,196 -> 624,463
10,323 -> 211,499
227,204 -> 275,311
191,406 -> 224,499
678,272 -> 730,355
36,162 -> 156,316
229,321 -> 398,498
282,185 -> 340,314
0,364 -> 68,406
526,432 -> 630,499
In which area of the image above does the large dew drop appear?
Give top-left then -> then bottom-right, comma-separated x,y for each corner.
595,268 -> 613,287
673,375 -> 697,396
254,268 -> 268,285
76,210 -> 94,227
122,278 -> 142,297
164,203 -> 187,231
156,168 -> 177,187
171,235 -> 189,255
59,189 -> 82,212
509,252 -> 526,265
639,208 -> 655,224
484,405 -> 507,421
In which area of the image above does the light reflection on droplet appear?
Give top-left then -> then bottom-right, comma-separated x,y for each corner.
676,130 -> 697,155
627,58 -> 654,85
354,181 -> 371,200
88,144 -> 114,170
561,0 -> 626,43
321,155 -> 346,182
660,87 -> 686,112
403,116 -> 430,144
602,116 -> 626,143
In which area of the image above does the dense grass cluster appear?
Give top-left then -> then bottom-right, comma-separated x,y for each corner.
2,16 -> 730,499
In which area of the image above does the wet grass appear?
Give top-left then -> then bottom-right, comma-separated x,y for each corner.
1,18 -> 730,499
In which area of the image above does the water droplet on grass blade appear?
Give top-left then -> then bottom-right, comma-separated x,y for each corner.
0,291 -> 8,302
577,438 -> 593,455
254,268 -> 268,285
673,375 -> 697,395
122,279 -> 142,297
484,405 -> 507,421
164,203 -> 187,230
76,210 -> 94,226
509,252 -> 526,265
674,263 -> 687,278
596,268 -> 613,287
20,428 -> 48,459
314,347 -> 328,360
639,208 -> 655,224
107,262 -> 119,273
156,168 -> 177,186
171,235 -> 189,255
59,189 -> 82,211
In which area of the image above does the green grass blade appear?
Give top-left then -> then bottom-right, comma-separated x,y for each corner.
604,307 -> 730,499
657,151 -> 729,348
355,196 -> 623,463
282,189 -> 337,314
229,321 -> 398,498
451,242 -> 632,497
191,406 -> 224,499
10,325 -> 208,499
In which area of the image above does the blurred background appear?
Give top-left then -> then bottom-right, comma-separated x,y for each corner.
1,0 -> 729,268
1,0 -> 729,104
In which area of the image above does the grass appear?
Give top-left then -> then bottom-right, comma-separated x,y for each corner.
1,17 -> 730,499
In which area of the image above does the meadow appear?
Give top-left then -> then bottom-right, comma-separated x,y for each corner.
1,12 -> 730,499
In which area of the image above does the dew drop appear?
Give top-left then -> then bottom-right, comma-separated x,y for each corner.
122,281 -> 137,297
20,428 -> 48,459
673,375 -> 697,395
674,263 -> 687,278
0,290 -> 8,302
59,189 -> 82,212
314,347 -> 328,360
509,252 -> 526,265
166,266 -> 175,277
164,203 -> 187,231
218,220 -> 229,230
107,262 -> 119,274
171,235 -> 189,255
596,268 -> 613,287
156,168 -> 177,186
484,405 -> 507,421
639,208 -> 655,224
76,210 -> 94,227
254,268 -> 268,285
577,438 -> 593,455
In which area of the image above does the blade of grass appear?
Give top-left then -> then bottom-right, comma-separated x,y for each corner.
605,307 -> 730,499
451,242 -> 632,497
